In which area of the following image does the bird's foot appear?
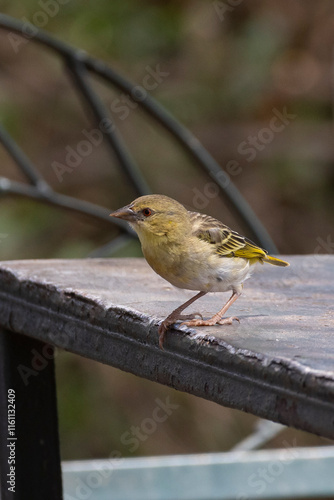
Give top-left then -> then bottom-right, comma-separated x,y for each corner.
181,316 -> 240,327
158,312 -> 203,349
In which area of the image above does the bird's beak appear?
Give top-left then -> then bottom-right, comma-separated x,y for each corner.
109,205 -> 137,222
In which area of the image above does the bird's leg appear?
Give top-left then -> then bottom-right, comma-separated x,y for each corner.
158,291 -> 207,348
181,291 -> 241,328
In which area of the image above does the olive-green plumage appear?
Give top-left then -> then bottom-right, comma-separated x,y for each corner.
110,194 -> 289,348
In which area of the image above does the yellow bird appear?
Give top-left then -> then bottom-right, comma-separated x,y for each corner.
110,194 -> 289,349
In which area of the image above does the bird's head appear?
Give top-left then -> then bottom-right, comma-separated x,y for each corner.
110,194 -> 190,242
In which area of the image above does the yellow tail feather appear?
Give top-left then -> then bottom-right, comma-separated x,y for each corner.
262,255 -> 289,267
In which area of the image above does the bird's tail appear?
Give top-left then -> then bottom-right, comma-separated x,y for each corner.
262,255 -> 290,267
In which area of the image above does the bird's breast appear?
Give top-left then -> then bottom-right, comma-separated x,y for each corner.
141,237 -> 251,293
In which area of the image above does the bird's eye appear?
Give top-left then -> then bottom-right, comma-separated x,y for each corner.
142,208 -> 152,217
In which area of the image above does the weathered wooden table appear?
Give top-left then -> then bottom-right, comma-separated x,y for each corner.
0,255 -> 333,499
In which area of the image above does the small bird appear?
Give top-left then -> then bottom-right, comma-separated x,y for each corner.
110,194 -> 289,349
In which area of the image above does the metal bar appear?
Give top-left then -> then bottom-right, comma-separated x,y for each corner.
0,124 -> 51,192
62,447 -> 334,500
66,59 -> 151,196
0,329 -> 63,499
0,14 -> 84,60
231,420 -> 285,452
0,176 -> 136,236
0,14 -> 277,252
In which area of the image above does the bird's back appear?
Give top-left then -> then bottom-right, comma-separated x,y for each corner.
189,211 -> 289,267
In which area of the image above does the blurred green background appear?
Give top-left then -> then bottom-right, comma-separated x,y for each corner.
1,0 -> 333,461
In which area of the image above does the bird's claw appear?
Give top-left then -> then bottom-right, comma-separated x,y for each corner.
158,312 -> 203,349
159,314 -> 239,348
158,321 -> 169,349
217,316 -> 240,325
181,316 -> 240,327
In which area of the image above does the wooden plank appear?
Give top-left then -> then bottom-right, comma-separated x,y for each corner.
62,446 -> 334,500
0,256 -> 333,438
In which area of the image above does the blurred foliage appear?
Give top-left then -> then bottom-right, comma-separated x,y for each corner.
1,0 -> 334,462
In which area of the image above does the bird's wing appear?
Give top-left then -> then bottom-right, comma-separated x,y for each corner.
189,212 -> 267,259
